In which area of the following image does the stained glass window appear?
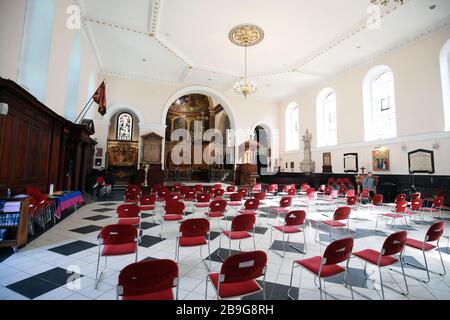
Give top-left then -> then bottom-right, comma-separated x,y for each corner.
117,113 -> 133,141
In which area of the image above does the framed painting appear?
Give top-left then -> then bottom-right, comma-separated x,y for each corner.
372,147 -> 390,171
343,153 -> 358,173
408,149 -> 435,174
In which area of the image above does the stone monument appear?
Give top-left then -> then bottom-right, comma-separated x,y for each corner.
300,129 -> 315,174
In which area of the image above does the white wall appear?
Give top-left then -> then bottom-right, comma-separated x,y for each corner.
279,27 -> 450,176
0,0 -> 99,119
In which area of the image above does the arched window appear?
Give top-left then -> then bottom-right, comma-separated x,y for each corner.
117,113 -> 133,141
316,88 -> 337,147
363,65 -> 397,141
440,39 -> 450,131
65,32 -> 82,121
18,0 -> 56,102
285,102 -> 299,151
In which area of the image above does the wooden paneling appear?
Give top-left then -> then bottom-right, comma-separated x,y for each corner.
0,78 -> 96,195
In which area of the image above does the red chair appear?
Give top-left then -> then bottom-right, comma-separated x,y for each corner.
238,188 -> 248,198
96,177 -> 112,197
405,198 -> 423,222
272,197 -> 292,221
206,200 -> 227,229
175,218 -> 211,270
228,193 -> 244,207
157,189 -> 170,202
95,224 -> 139,289
300,184 -> 310,192
206,251 -> 267,300
288,237 -> 354,300
403,221 -> 446,283
182,189 -> 196,202
226,186 -> 236,193
214,189 -> 225,199
411,192 -> 422,201
267,184 -> 278,195
352,231 -> 408,300
394,194 -> 407,204
239,199 -> 260,215
218,214 -> 256,261
287,188 -> 297,197
117,204 -> 141,231
214,183 -> 222,190
165,193 -> 181,203
253,192 -> 267,204
194,184 -> 204,194
252,184 -> 262,194
160,201 -> 185,238
319,185 -> 326,193
117,259 -> 179,300
126,184 -> 142,194
324,187 -> 332,196
421,196 -> 444,220
375,200 -> 408,231
270,210 -> 307,257
358,189 -> 370,204
139,195 -> 156,211
124,190 -> 140,203
315,207 -> 352,242
363,193 -> 384,214
346,196 -> 358,213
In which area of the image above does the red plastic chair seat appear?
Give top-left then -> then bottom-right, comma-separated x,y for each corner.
353,249 -> 399,267
122,289 -> 174,300
239,209 -> 256,215
273,208 -> 289,213
125,199 -> 138,203
118,217 -> 140,226
296,256 -> 345,278
405,238 -> 436,251
321,220 -> 347,228
207,211 -> 225,218
274,226 -> 301,234
164,215 -> 183,221
140,205 -> 155,211
102,243 -> 136,256
223,231 -> 252,240
179,236 -> 207,247
208,273 -> 261,298
196,203 -> 210,208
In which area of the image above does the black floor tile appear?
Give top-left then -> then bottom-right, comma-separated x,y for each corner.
208,231 -> 221,241
141,213 -> 155,219
6,267 -> 83,299
98,203 -> 119,206
205,248 -> 243,263
49,240 -> 97,256
84,215 -> 111,221
139,235 -> 166,248
323,267 -> 374,290
93,208 -> 114,213
242,280 -> 299,300
70,225 -> 103,234
270,240 -> 305,254
141,222 -> 159,230
252,226 -> 268,235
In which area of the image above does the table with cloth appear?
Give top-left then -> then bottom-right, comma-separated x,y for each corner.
50,191 -> 84,220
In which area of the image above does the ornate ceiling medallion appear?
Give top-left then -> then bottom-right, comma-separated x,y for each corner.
229,24 -> 264,98
229,24 -> 264,47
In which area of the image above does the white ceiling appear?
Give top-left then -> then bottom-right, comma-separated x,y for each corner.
79,0 -> 450,101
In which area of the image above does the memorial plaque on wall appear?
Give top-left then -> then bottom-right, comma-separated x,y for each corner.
343,153 -> 358,173
408,149 -> 435,174
322,152 -> 332,173
141,132 -> 163,164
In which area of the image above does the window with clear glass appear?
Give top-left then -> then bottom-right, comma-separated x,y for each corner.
285,103 -> 299,151
317,89 -> 337,147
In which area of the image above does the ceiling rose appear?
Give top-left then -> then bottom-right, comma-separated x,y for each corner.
229,24 -> 264,47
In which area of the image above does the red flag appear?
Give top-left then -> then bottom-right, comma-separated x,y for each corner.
93,81 -> 106,116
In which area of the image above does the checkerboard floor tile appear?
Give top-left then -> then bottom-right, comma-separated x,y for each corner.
1,192 -> 450,300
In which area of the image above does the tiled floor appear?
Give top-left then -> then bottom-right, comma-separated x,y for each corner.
1,192 -> 450,301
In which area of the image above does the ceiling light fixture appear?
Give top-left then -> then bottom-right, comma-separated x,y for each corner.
229,24 -> 264,99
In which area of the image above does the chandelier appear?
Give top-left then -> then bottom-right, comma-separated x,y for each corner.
370,0 -> 404,6
229,24 -> 264,98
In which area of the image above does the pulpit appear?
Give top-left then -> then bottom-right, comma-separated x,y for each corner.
235,164 -> 259,186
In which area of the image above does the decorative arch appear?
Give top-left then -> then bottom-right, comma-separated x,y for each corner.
440,38 -> 450,131
161,86 -> 237,131
103,103 -> 146,126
